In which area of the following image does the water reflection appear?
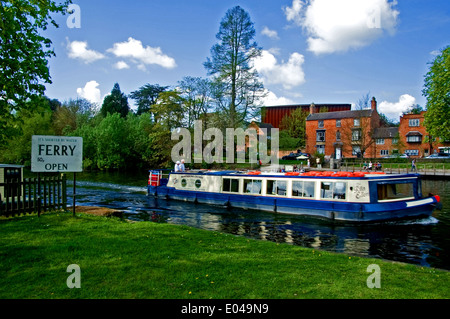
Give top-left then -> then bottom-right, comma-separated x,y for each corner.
67,175 -> 450,270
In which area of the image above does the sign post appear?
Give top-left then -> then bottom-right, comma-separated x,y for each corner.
31,136 -> 83,216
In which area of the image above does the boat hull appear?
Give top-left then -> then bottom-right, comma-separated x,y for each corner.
148,185 -> 437,222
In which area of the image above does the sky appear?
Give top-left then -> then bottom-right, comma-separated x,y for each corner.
43,0 -> 450,122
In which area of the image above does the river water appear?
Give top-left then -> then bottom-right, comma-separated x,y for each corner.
66,171 -> 450,270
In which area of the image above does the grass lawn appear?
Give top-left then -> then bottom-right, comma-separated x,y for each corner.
0,212 -> 449,299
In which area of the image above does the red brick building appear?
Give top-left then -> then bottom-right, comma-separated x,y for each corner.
399,111 -> 450,157
305,97 -> 387,159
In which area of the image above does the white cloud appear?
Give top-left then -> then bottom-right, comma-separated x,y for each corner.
107,37 -> 176,70
67,38 -> 105,63
253,50 -> 306,90
283,0 -> 399,55
76,80 -> 102,105
261,26 -> 279,39
379,94 -> 416,121
114,61 -> 130,70
261,90 -> 295,106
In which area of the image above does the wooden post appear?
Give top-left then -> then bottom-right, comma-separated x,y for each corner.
37,173 -> 41,217
73,172 -> 76,217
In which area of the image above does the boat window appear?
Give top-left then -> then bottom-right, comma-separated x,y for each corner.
223,178 -> 240,193
292,181 -> 315,198
244,179 -> 262,194
181,179 -> 187,187
267,180 -> 287,196
321,182 -> 347,200
195,179 -> 202,189
377,183 -> 414,201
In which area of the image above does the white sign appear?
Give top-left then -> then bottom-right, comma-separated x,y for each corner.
31,135 -> 83,172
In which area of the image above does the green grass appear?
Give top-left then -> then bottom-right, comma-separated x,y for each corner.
0,212 -> 448,299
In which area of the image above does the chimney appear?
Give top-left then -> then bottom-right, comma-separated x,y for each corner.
371,97 -> 377,111
310,102 -> 316,114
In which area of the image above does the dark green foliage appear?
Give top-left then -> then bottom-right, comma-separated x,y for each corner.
100,83 -> 130,118
129,84 -> 168,116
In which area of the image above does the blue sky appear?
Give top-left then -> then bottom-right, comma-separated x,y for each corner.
43,0 -> 450,122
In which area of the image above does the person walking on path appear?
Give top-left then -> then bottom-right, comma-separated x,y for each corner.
411,159 -> 417,172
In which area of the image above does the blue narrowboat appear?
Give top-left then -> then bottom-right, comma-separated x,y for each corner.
147,169 -> 440,222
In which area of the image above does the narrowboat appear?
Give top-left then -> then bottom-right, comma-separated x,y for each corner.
147,169 -> 440,222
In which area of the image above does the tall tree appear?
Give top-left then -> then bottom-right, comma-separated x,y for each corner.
0,0 -> 70,143
204,6 -> 264,128
129,83 -> 168,116
423,46 -> 450,141
100,83 -> 129,118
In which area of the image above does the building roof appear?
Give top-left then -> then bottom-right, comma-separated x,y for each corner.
372,127 -> 399,139
306,109 -> 373,121
263,103 -> 351,109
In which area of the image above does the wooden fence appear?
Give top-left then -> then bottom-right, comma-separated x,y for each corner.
0,175 -> 67,217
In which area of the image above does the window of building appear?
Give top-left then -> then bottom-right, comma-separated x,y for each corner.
318,120 -> 324,128
409,119 -> 420,127
392,138 -> 398,144
223,178 -> 240,193
336,131 -> 341,141
292,181 -> 315,198
354,119 -> 360,127
376,138 -> 385,145
316,130 -> 325,142
244,179 -> 262,194
352,129 -> 361,141
267,180 -> 287,196
336,119 -> 341,127
380,150 -> 389,156
317,145 -> 325,154
406,135 -> 422,143
352,146 -> 361,156
320,182 -> 347,200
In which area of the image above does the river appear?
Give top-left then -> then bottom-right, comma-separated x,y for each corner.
65,171 -> 450,270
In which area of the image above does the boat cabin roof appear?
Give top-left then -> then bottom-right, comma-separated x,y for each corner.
167,170 -> 419,180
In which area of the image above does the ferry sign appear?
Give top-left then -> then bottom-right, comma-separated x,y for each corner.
31,135 -> 83,173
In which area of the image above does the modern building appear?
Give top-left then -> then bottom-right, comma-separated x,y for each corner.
261,103 -> 351,129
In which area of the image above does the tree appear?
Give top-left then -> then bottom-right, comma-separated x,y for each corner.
178,76 -> 213,129
204,6 -> 264,128
129,83 -> 168,116
52,98 -> 95,135
423,46 -> 450,141
279,108 -> 308,142
152,90 -> 185,130
100,83 -> 129,118
0,0 -> 70,143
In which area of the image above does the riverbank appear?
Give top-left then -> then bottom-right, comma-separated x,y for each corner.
0,211 -> 448,299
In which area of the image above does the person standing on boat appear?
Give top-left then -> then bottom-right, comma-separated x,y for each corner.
174,161 -> 181,172
180,159 -> 186,172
